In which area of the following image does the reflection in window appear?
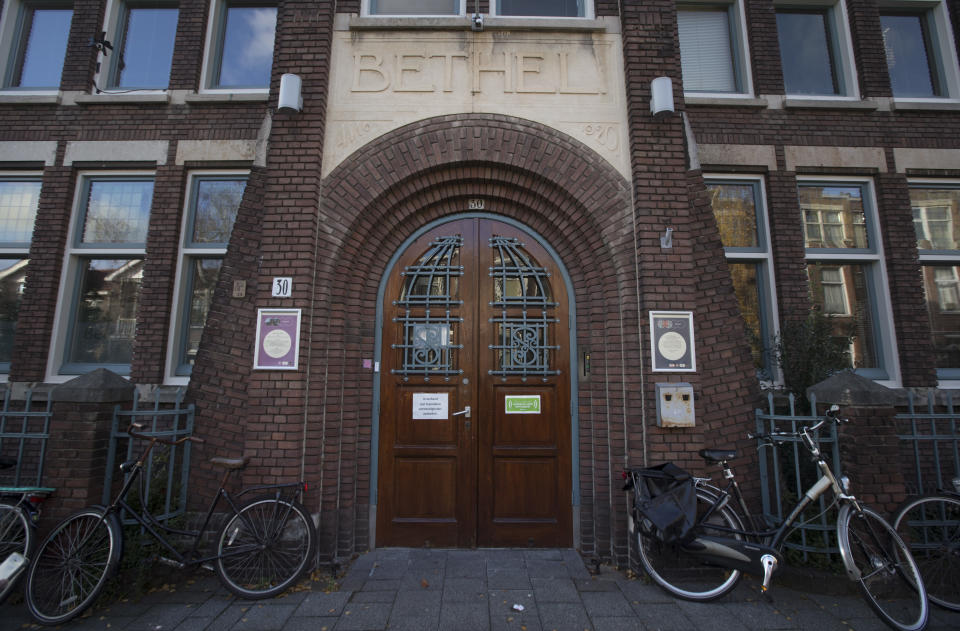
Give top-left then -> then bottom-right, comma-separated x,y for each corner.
66,258 -> 144,366
807,262 -> 877,369
709,181 -> 759,248
0,180 -> 40,243
923,265 -> 960,370
191,178 -> 245,244
881,12 -> 943,98
678,6 -> 738,93
776,8 -> 841,95
911,187 -> 960,250
110,3 -> 179,89
80,179 -> 153,245
727,263 -> 769,374
180,258 -> 220,370
213,3 -> 276,88
799,184 -> 868,249
0,178 -> 40,371
6,4 -> 73,89
497,0 -> 585,17
0,259 -> 28,366
368,0 -> 458,14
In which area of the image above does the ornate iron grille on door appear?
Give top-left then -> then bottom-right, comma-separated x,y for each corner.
488,236 -> 560,380
392,235 -> 464,381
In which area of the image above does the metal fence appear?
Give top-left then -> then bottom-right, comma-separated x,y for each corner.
0,387 -> 53,489
895,391 -> 960,496
104,388 -> 194,525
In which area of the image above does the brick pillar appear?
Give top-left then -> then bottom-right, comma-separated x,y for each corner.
42,369 -> 135,525
808,372 -> 908,516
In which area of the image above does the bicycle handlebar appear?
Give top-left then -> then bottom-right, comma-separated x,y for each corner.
748,405 -> 848,444
128,422 -> 205,446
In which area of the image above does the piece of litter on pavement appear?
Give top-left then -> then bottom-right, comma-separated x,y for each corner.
512,604 -> 525,611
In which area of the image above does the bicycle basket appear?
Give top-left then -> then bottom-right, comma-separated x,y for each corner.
626,462 -> 696,545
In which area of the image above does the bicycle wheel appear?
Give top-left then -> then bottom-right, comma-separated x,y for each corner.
24,507 -> 122,626
0,502 -> 32,603
634,488 -> 744,601
893,493 -> 960,611
837,504 -> 928,631
215,496 -> 316,599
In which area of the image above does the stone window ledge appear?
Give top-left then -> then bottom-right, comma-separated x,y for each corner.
0,92 -> 60,104
73,93 -> 170,105
891,99 -> 960,112
782,97 -> 879,110
184,92 -> 269,104
345,15 -> 611,32
684,96 -> 769,108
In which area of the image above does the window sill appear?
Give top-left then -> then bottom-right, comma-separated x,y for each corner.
346,15 -> 610,32
891,99 -> 960,112
185,92 -> 270,103
782,97 -> 878,110
684,95 -> 768,108
73,92 -> 170,105
0,92 -> 60,104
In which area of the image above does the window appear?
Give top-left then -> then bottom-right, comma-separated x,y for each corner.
0,176 -> 40,372
706,177 -> 778,380
106,1 -> 179,89
880,2 -> 960,100
205,1 -> 276,89
170,174 -> 245,378
677,2 -> 752,95
495,0 -> 588,16
910,183 -> 960,378
1,1 -> 73,89
366,0 -> 460,15
776,2 -> 857,97
800,180 -> 895,380
57,176 -> 153,375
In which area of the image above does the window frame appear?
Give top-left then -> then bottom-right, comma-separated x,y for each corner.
361,0 -> 467,16
48,172 -> 154,381
199,0 -> 277,92
0,172 -> 42,376
0,0 -> 73,93
878,0 -> 960,103
491,0 -> 594,18
909,179 -> 960,384
799,177 -> 899,384
166,170 -> 247,383
97,0 -> 179,91
705,174 -> 780,382
677,0 -> 754,98
774,0 -> 860,100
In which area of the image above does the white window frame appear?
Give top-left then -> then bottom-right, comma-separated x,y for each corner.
199,0 -> 277,93
677,0 -> 754,98
361,0 -> 467,16
47,171 -> 153,382
94,0 -> 178,93
878,0 -> 960,103
705,174 -> 781,383
490,0 -> 594,18
774,0 -> 861,100
0,0 -> 72,94
165,170 -> 247,384
799,176 -> 900,386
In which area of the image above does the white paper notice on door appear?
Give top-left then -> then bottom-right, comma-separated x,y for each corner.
412,393 -> 449,419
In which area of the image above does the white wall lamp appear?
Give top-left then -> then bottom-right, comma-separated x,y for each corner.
650,76 -> 675,119
278,73 -> 303,112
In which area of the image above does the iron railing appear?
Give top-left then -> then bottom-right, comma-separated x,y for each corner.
895,391 -> 960,496
0,387 -> 53,489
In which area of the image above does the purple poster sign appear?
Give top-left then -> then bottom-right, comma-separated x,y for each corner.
254,309 -> 301,370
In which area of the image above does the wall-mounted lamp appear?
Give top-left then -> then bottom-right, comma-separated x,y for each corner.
278,73 -> 303,112
650,76 -> 675,119
472,13 -> 484,31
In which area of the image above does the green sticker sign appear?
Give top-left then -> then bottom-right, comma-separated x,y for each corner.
505,395 -> 541,414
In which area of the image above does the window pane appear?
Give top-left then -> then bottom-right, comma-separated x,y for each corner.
678,8 -> 737,93
0,259 -> 27,365
497,0 -> 584,17
191,178 -> 245,244
178,258 -> 221,373
0,180 -> 40,243
708,182 -> 758,248
881,13 -> 940,98
807,262 -> 878,369
12,7 -> 73,88
777,10 -> 839,95
81,180 -> 153,244
369,0 -> 458,14
728,262 -> 772,377
114,6 -> 179,89
923,264 -> 960,369
216,5 -> 276,88
799,184 -> 868,249
66,258 -> 143,366
910,187 -> 960,251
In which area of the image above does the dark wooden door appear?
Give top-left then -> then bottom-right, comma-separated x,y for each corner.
377,218 -> 571,547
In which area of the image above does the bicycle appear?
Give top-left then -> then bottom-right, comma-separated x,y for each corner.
624,405 -> 929,631
23,422 -> 317,625
0,456 -> 53,603
893,476 -> 960,612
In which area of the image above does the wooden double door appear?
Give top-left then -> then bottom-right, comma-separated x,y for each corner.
377,217 -> 572,547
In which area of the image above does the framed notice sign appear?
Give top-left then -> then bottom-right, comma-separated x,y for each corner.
650,311 -> 696,372
254,308 -> 301,370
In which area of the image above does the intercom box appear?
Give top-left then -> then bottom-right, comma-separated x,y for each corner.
655,382 -> 695,427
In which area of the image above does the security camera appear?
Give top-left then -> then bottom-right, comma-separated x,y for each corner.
472,13 -> 483,31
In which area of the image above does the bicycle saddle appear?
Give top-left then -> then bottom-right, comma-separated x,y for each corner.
210,456 -> 250,470
699,449 -> 736,463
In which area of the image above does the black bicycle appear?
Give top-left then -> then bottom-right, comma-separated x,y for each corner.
625,405 -> 928,631
0,456 -> 53,603
23,423 -> 317,625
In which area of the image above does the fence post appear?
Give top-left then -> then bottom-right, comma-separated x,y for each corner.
43,369 -> 135,525
807,371 -> 908,516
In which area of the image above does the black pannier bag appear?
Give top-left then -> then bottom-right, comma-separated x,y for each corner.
625,462 -> 697,544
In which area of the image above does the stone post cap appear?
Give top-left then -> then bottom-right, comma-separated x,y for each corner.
51,368 -> 136,403
806,370 -> 895,407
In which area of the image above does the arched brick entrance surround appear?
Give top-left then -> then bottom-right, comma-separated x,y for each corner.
308,114 -> 643,558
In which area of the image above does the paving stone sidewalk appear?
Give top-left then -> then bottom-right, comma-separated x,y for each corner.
2,548 -> 958,630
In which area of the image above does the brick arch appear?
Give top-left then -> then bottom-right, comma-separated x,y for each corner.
305,114 -> 645,558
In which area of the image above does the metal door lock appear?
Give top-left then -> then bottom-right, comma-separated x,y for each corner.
453,406 -> 471,418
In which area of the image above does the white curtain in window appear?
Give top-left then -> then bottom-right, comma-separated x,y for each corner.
678,8 -> 736,93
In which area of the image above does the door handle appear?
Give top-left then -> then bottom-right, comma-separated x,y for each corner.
453,406 -> 471,419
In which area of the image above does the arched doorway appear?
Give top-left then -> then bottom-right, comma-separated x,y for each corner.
376,216 -> 572,547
